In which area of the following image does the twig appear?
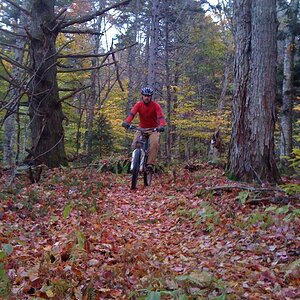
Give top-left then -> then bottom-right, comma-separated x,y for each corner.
60,0 -> 132,29
205,185 -> 285,193
57,62 -> 115,73
245,197 -> 291,205
58,43 -> 137,59
59,85 -> 91,103
3,0 -> 31,16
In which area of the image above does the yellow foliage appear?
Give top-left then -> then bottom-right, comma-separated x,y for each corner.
294,104 -> 300,112
102,88 -> 129,151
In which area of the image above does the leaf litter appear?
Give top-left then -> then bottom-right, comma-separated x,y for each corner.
0,164 -> 299,299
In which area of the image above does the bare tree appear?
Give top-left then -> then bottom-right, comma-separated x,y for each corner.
1,0 -> 131,167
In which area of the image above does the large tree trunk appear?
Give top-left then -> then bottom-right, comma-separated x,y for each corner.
28,0 -> 67,167
228,0 -> 280,184
280,0 -> 299,164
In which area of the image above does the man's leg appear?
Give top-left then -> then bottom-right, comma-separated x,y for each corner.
148,131 -> 160,165
131,130 -> 140,150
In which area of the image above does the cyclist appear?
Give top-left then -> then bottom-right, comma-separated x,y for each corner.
122,87 -> 166,173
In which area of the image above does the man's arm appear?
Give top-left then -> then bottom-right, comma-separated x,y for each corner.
125,102 -> 140,123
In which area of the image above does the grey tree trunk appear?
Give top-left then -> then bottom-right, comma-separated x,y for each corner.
127,0 -> 140,112
3,113 -> 16,167
164,18 -> 171,164
228,0 -> 280,184
280,0 -> 299,164
3,6 -> 29,167
148,0 -> 160,95
87,8 -> 103,161
28,0 -> 67,167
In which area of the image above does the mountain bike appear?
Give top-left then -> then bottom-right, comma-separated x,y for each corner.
128,126 -> 158,190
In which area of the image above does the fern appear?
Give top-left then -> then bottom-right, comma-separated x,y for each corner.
84,283 -> 96,300
52,279 -> 70,296
0,263 -> 11,299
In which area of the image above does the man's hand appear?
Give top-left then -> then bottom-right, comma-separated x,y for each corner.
157,126 -> 165,132
122,121 -> 130,129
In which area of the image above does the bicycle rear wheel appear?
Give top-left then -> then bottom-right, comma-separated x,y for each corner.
131,149 -> 141,189
143,170 -> 152,186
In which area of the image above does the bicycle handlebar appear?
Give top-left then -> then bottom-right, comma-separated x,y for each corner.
127,125 -> 159,132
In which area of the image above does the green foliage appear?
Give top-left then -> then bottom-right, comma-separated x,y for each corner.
265,205 -> 300,222
98,158 -> 130,174
287,147 -> 300,174
198,202 -> 221,232
0,264 -> 10,300
281,183 -> 300,195
234,191 -> 250,205
41,279 -> 70,298
63,203 -> 73,218
90,114 -> 114,159
0,244 -> 13,299
131,271 -> 228,299
176,201 -> 220,233
76,230 -> 86,250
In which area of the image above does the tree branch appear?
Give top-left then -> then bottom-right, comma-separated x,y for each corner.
59,85 -> 91,103
111,49 -> 124,91
57,62 -> 115,73
61,28 -> 103,35
0,41 -> 29,52
0,27 -> 27,38
205,185 -> 284,192
3,0 -> 31,16
58,43 -> 137,59
60,0 -> 132,29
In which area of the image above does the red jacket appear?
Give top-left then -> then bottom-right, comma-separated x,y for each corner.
125,100 -> 166,128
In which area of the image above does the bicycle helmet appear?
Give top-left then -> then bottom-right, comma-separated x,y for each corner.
141,87 -> 154,96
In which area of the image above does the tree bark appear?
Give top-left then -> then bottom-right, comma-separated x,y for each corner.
228,0 -> 281,184
280,0 -> 299,164
147,0 -> 160,96
28,0 -> 67,167
164,17 -> 172,164
3,4 -> 29,167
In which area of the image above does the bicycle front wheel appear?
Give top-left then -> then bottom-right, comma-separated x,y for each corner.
131,149 -> 141,189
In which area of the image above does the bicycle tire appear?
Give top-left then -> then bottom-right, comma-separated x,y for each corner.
131,149 -> 141,189
144,170 -> 152,186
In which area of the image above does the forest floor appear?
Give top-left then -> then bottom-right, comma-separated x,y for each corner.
0,163 -> 299,300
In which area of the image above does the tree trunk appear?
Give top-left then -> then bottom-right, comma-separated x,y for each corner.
3,113 -> 16,167
87,11 -> 102,161
280,0 -> 299,164
148,0 -> 160,96
228,0 -> 280,184
28,0 -> 67,167
164,17 -> 172,164
3,6 -> 29,167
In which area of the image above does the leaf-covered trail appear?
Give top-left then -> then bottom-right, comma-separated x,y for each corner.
1,166 -> 299,299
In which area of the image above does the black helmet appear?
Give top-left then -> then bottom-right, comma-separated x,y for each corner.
141,87 -> 154,96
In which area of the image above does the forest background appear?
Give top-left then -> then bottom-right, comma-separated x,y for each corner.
1,0 -> 299,182
1,1 -> 300,299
